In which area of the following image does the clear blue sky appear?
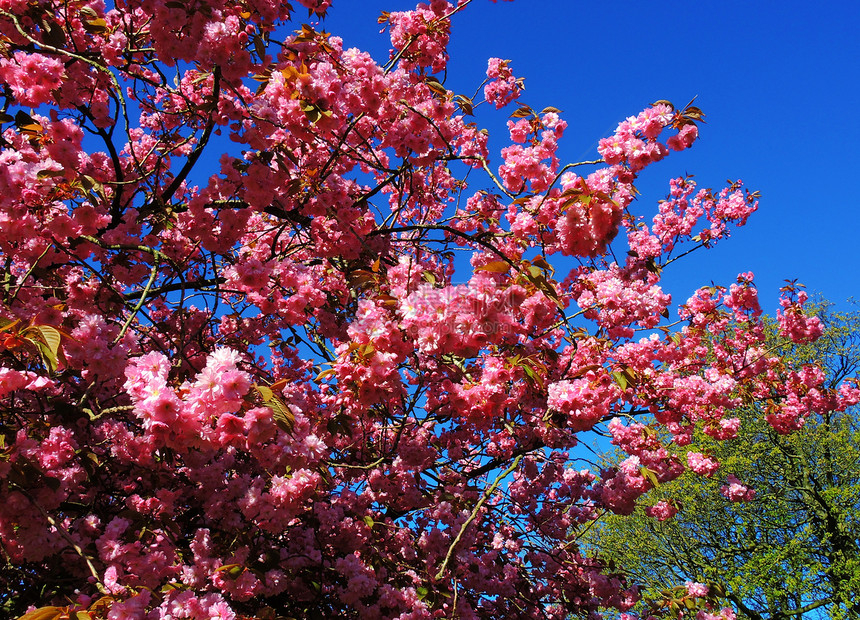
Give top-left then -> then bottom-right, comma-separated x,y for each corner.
319,1 -> 860,313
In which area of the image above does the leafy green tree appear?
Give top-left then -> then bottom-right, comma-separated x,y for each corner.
586,305 -> 860,619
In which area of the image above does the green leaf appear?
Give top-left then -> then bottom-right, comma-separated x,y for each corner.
42,17 -> 67,47
0,317 -> 20,332
35,341 -> 58,372
424,77 -> 449,98
215,563 -> 245,579
34,325 -> 62,357
253,34 -> 266,59
522,364 -> 537,383
454,94 -> 474,115
255,384 -> 274,401
640,467 -> 660,487
531,255 -> 552,271
15,110 -> 40,130
268,397 -> 295,433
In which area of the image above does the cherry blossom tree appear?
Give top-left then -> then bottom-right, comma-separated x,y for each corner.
0,0 -> 856,618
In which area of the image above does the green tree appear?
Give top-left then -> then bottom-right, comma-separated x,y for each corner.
586,305 -> 860,619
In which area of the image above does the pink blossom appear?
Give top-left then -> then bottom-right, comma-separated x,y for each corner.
686,581 -> 710,597
687,452 -> 720,477
697,608 -> 736,620
296,0 -> 332,15
387,6 -> 451,73
0,52 -> 65,107
547,377 -> 618,431
646,500 -> 678,521
720,474 -> 756,502
667,123 -> 698,151
484,58 -> 523,108
777,293 -> 823,344
107,590 -> 152,619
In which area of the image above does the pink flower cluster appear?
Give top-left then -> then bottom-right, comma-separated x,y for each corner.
686,581 -> 710,597
575,264 -> 672,338
554,170 -> 626,258
598,104 -> 675,172
0,367 -> 54,398
387,3 -> 452,73
498,112 -> 566,193
397,277 -> 526,357
0,51 -> 65,107
296,0 -> 332,15
698,608 -> 737,620
547,374 -> 619,432
598,456 -> 654,515
646,500 -> 678,521
777,290 -> 823,344
124,348 -> 253,449
506,167 -> 630,259
484,58 -> 523,109
687,452 -> 720,477
720,474 -> 756,502
603,418 -> 687,516
0,0 -> 845,617
629,177 -> 759,260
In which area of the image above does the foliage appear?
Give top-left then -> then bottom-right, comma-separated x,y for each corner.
0,0 -> 857,618
586,307 -> 860,619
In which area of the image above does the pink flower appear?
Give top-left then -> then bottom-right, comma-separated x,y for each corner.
777,293 -> 823,344
646,500 -> 678,521
220,369 -> 251,401
107,590 -> 151,619
206,348 -> 243,373
686,581 -> 709,597
697,608 -> 736,620
547,377 -> 617,431
201,593 -> 237,620
103,565 -> 127,595
0,52 -> 65,107
667,123 -> 698,151
720,474 -> 756,502
296,0 -> 331,15
484,58 -> 523,108
687,452 -> 720,477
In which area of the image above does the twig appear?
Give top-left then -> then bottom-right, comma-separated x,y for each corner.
10,482 -> 109,596
434,453 -> 522,580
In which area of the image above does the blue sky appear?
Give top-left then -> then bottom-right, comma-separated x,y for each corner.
319,0 -> 860,313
